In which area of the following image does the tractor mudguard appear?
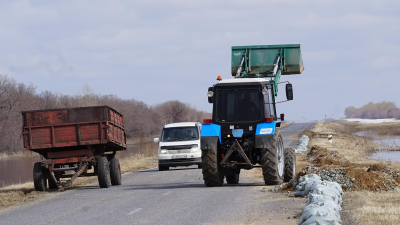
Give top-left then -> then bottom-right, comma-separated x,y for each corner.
200,123 -> 221,143
255,121 -> 277,148
200,136 -> 219,151
255,135 -> 276,148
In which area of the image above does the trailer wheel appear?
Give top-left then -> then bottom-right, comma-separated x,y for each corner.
33,162 -> 46,191
284,148 -> 296,182
197,164 -> 202,169
201,149 -> 224,187
261,130 -> 284,185
226,171 -> 239,184
109,157 -> 121,185
97,157 -> 111,188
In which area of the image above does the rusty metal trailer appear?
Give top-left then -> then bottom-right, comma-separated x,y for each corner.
22,106 -> 126,191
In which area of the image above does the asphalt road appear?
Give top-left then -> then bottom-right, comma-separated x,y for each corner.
0,123 -> 315,225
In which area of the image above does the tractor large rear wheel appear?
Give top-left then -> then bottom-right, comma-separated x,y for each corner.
202,149 -> 224,187
261,130 -> 284,185
284,148 -> 296,182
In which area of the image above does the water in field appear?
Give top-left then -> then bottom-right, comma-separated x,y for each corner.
369,151 -> 400,162
0,157 -> 40,188
354,131 -> 400,151
353,131 -> 400,162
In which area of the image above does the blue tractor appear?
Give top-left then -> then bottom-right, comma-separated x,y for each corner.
200,44 -> 304,186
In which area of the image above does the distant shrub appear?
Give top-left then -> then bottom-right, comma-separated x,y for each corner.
344,101 -> 399,119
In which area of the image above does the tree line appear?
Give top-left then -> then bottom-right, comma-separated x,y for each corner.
0,75 -> 210,153
344,101 -> 400,119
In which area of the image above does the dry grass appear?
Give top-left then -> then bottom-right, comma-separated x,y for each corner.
336,120 -> 400,136
305,122 -> 376,162
343,190 -> 400,225
0,150 -> 39,160
310,120 -> 400,224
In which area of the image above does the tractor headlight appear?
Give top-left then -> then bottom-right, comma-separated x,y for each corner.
207,91 -> 214,97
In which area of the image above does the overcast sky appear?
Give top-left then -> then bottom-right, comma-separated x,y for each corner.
1,0 -> 399,121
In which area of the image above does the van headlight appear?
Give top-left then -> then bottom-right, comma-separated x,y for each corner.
191,144 -> 199,152
160,150 -> 167,154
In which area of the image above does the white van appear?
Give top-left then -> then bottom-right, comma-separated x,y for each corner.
154,122 -> 202,171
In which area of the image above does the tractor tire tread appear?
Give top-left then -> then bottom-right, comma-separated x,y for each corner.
261,130 -> 283,185
202,149 -> 224,187
284,148 -> 296,182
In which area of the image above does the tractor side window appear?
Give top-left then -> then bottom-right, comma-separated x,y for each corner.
268,89 -> 275,118
263,88 -> 275,119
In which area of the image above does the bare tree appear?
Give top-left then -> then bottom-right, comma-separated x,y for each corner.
344,101 -> 398,119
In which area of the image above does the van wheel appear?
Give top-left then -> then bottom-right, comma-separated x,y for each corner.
159,165 -> 169,171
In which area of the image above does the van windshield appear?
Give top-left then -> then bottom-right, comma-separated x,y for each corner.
161,126 -> 199,142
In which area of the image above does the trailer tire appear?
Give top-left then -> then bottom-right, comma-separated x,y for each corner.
97,157 -> 111,188
33,162 -> 46,191
261,130 -> 284,185
202,149 -> 224,187
109,157 -> 122,186
284,148 -> 296,182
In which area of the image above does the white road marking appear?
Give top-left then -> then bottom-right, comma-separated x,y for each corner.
127,208 -> 142,215
162,191 -> 173,196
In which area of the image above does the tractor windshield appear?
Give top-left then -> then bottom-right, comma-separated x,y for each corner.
215,88 -> 262,122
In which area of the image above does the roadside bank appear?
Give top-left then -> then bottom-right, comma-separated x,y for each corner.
304,121 -> 400,224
